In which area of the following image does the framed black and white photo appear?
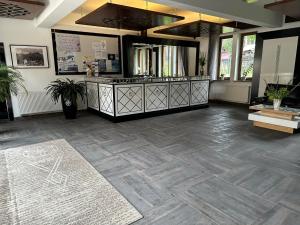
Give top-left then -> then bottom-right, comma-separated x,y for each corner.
10,45 -> 49,69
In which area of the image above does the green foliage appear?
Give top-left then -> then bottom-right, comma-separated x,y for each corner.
45,79 -> 85,105
222,27 -> 234,34
0,65 -> 27,102
242,64 -> 253,79
221,38 -> 233,53
246,35 -> 256,44
265,78 -> 300,100
199,53 -> 207,67
266,86 -> 290,100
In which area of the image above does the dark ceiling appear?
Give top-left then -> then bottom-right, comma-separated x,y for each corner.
154,20 -> 257,38
154,20 -> 222,38
76,3 -> 185,31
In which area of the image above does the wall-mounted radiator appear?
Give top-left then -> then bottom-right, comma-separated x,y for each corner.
17,92 -> 86,116
209,82 -> 252,104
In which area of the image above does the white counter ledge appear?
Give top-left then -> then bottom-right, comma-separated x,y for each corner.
85,76 -> 210,121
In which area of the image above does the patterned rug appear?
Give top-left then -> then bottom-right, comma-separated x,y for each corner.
0,139 -> 142,225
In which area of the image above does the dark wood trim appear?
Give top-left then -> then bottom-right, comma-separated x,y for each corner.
122,35 -> 200,77
264,0 -> 295,8
154,20 -> 220,38
52,29 -> 122,38
51,29 -> 122,75
152,47 -> 159,76
195,44 -> 200,76
259,27 -> 300,40
237,32 -> 257,81
0,42 -> 6,65
76,2 -> 184,31
222,21 -> 258,30
217,35 -> 233,80
294,36 -> 300,84
251,34 -> 263,100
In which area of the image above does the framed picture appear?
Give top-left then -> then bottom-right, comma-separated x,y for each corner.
51,29 -> 122,75
10,45 -> 49,69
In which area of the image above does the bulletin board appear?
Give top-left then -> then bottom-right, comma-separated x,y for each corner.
51,29 -> 122,75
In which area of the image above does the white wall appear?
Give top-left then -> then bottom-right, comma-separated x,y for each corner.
258,36 -> 298,96
0,18 -> 138,117
209,81 -> 252,104
0,18 -> 73,117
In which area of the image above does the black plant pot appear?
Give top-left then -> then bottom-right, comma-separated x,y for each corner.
62,99 -> 77,119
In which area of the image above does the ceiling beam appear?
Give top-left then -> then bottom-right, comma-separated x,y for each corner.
35,0 -> 85,28
150,0 -> 285,27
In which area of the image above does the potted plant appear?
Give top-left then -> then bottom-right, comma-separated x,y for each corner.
46,79 -> 85,119
265,81 -> 300,110
0,65 -> 27,119
266,86 -> 289,110
199,52 -> 207,76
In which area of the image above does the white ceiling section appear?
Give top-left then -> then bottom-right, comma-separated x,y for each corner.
150,0 -> 285,27
35,0 -> 85,27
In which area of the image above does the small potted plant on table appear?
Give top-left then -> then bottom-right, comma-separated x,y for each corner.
46,79 -> 85,119
266,82 -> 300,110
266,86 -> 289,110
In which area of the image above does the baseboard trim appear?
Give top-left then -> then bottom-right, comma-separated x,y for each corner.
209,99 -> 250,106
88,104 -> 209,122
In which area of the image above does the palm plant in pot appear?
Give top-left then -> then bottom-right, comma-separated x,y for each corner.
0,65 -> 27,119
46,79 -> 85,119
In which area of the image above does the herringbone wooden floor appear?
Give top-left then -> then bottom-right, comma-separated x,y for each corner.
1,103 -> 300,225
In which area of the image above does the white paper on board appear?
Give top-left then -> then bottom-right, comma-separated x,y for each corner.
56,33 -> 81,52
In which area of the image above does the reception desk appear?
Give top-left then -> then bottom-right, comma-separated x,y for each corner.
86,77 -> 210,121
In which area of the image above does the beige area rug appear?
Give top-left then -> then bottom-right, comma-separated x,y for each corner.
0,139 -> 142,225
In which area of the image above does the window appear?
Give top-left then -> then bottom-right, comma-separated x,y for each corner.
222,27 -> 234,34
239,33 -> 256,80
218,36 -> 233,80
161,46 -> 186,77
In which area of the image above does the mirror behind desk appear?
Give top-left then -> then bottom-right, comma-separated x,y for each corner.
123,35 -> 200,78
